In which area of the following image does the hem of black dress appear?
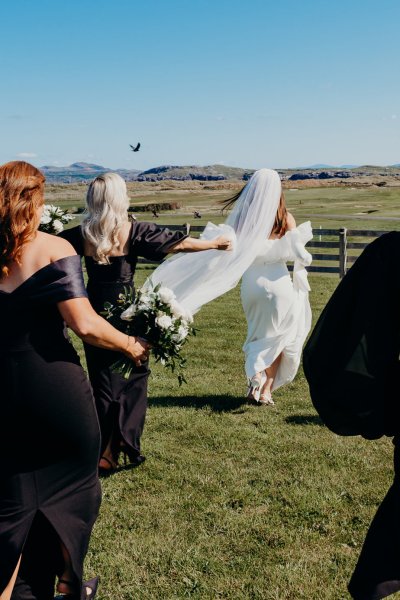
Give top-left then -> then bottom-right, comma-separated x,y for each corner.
348,579 -> 400,599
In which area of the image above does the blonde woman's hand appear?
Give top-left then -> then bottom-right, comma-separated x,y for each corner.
125,336 -> 151,366
213,235 -> 233,251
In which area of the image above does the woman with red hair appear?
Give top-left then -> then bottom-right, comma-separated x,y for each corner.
0,161 -> 149,600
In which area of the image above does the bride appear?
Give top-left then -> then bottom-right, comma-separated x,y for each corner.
147,168 -> 312,403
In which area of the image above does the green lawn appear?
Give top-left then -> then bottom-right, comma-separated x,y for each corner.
70,270 -> 397,599
47,183 -> 400,232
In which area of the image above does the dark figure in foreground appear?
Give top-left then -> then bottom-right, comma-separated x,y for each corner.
61,172 -> 232,474
0,162 -> 148,600
303,232 -> 400,600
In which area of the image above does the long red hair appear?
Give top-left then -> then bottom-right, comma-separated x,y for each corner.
271,191 -> 288,237
0,161 -> 45,278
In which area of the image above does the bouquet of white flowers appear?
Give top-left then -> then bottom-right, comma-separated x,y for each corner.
102,281 -> 196,384
39,204 -> 75,234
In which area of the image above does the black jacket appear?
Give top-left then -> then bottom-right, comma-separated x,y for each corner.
303,232 -> 400,439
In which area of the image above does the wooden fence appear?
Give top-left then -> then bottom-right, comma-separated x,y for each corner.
138,224 -> 389,278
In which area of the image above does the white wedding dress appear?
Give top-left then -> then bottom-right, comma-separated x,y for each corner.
241,221 -> 313,391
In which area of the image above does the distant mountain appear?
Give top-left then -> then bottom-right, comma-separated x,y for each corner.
40,161 -> 400,184
135,164 -> 254,181
41,162 -> 140,183
300,163 -> 359,169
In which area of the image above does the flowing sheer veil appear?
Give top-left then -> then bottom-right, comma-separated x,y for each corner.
146,168 -> 282,314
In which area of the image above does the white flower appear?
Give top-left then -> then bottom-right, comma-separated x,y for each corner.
155,314 -> 173,330
52,219 -> 64,234
40,214 -> 52,225
40,207 -> 52,224
158,287 -> 176,304
182,309 -> 194,324
169,301 -> 193,325
121,304 -> 137,320
169,300 -> 186,319
137,296 -> 153,311
172,324 -> 189,343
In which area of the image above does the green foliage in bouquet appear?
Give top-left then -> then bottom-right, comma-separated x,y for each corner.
102,282 -> 196,385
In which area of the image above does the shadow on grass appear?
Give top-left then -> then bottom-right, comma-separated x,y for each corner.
285,414 -> 324,426
150,394 -> 248,413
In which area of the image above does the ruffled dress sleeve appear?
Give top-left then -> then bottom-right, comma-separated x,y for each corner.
262,222 -> 313,292
261,221 -> 312,265
129,221 -> 188,261
58,226 -> 85,256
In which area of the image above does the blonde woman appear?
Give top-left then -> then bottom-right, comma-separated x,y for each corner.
0,162 -> 149,600
61,172 -> 232,474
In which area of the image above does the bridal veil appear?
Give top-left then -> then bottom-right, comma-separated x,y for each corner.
146,168 -> 282,314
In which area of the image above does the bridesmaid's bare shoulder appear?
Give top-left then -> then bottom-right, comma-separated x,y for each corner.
36,231 -> 77,262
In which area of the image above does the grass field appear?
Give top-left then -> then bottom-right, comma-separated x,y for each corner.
48,183 -> 400,232
68,268 -> 397,600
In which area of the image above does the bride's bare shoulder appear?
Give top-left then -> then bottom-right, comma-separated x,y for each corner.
286,212 -> 296,231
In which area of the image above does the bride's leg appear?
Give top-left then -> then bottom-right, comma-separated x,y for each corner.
261,353 -> 282,397
0,556 -> 21,600
247,370 -> 264,400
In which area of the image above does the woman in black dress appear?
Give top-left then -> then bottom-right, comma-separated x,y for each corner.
0,162 -> 149,600
61,172 -> 232,474
303,232 -> 400,599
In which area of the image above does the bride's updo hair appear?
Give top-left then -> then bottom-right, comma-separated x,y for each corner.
0,161 -> 45,278
81,172 -> 130,265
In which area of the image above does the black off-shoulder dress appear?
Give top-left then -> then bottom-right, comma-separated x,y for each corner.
0,256 -> 101,599
60,222 -> 187,464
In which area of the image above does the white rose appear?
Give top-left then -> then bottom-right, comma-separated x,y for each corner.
169,300 -> 186,319
155,314 -> 173,330
137,294 -> 153,311
40,208 -> 51,224
158,287 -> 176,304
52,219 -> 64,234
182,309 -> 193,324
121,303 -> 137,320
171,324 -> 189,343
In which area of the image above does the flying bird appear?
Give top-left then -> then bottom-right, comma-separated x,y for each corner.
130,143 -> 141,152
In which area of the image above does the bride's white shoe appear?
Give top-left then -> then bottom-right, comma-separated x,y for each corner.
246,373 -> 266,402
259,391 -> 274,406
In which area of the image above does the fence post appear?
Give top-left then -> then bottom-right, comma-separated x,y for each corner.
339,227 -> 347,278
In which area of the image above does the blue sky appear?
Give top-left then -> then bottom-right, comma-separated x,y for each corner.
1,0 -> 399,170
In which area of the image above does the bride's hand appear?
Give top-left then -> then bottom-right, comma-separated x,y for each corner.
213,235 -> 233,251
125,336 -> 151,366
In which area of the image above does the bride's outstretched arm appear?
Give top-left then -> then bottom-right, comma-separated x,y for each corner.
168,235 -> 232,253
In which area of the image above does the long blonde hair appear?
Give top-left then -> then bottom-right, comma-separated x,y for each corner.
0,161 -> 45,278
81,172 -> 130,264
